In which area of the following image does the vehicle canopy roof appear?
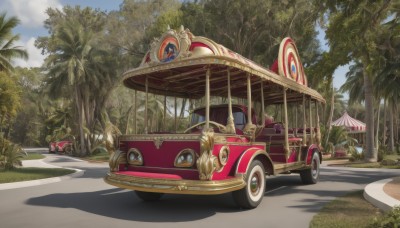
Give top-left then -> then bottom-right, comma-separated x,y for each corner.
122,26 -> 325,104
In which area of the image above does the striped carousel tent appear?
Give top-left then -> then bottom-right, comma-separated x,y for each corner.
331,112 -> 366,133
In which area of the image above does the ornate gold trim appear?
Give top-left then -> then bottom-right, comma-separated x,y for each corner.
109,150 -> 127,172
235,149 -> 272,175
104,172 -> 245,195
122,55 -> 325,102
119,134 -> 200,141
153,136 -> 164,149
197,130 -> 218,180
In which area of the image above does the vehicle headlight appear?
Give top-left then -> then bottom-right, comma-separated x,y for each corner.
127,148 -> 143,166
174,149 -> 196,168
218,146 -> 230,166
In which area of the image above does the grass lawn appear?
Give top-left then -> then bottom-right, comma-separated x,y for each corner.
310,191 -> 382,228
21,153 -> 45,160
0,168 -> 75,183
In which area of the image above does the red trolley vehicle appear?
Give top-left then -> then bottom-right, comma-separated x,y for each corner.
49,140 -> 73,155
104,26 -> 325,209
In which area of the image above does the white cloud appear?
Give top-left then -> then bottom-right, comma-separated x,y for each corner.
0,0 -> 62,28
13,37 -> 47,68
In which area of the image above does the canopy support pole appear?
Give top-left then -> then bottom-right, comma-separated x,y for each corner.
261,80 -> 265,125
243,73 -> 256,138
247,73 -> 252,125
163,95 -> 167,131
174,97 -> 177,133
309,98 -> 313,144
134,90 -> 137,134
205,68 -> 210,130
226,68 -> 235,134
302,94 -> 307,146
145,77 -> 148,134
315,101 -> 321,148
283,87 -> 290,157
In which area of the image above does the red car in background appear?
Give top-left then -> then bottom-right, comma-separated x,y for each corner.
49,140 -> 73,155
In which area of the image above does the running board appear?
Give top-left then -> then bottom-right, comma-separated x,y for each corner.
274,162 -> 307,175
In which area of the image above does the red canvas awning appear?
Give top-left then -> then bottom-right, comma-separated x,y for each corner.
331,112 -> 366,133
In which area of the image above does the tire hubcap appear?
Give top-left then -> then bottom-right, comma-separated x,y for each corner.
250,172 -> 260,195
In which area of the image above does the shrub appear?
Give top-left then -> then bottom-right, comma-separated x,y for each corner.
368,206 -> 400,228
350,149 -> 364,162
378,146 -> 389,162
0,140 -> 26,170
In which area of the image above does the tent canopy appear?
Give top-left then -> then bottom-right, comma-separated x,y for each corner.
331,112 -> 366,133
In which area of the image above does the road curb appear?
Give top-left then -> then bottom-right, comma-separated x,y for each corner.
0,168 -> 85,191
364,178 -> 400,212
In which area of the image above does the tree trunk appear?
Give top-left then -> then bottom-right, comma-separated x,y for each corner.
395,105 -> 398,144
324,86 -> 335,152
389,102 -> 395,153
75,86 -> 86,156
363,67 -> 376,162
375,100 -> 380,151
383,99 -> 387,147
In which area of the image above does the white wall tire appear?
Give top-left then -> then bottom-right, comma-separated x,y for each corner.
233,160 -> 266,209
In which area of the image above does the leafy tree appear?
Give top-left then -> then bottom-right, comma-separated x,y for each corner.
0,71 -> 21,137
0,12 -> 28,72
316,0 -> 395,162
37,6 -> 116,155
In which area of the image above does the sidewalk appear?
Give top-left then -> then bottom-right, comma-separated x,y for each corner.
323,159 -> 400,212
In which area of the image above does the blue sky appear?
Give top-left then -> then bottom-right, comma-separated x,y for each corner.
1,0 -> 348,93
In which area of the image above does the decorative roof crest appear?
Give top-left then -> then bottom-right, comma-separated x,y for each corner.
148,25 -> 193,65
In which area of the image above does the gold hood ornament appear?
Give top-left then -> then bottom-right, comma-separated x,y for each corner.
197,129 -> 218,180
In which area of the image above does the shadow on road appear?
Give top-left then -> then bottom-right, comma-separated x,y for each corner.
25,188 -> 243,222
24,165 -> 399,222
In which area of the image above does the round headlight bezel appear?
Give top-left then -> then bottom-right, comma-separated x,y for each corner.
174,149 -> 196,168
218,146 -> 230,166
127,148 -> 143,166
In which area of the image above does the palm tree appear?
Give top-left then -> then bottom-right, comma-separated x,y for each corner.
373,15 -> 400,153
340,62 -> 365,105
0,12 -> 28,72
44,6 -> 119,156
45,18 -> 104,155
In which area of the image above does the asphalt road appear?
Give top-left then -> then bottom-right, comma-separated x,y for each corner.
0,153 -> 399,228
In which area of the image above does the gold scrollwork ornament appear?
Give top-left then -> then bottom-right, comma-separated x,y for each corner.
197,130 -> 218,180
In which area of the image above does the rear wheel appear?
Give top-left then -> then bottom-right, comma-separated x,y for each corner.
233,160 -> 266,209
135,191 -> 163,201
64,145 -> 73,155
300,152 -> 320,184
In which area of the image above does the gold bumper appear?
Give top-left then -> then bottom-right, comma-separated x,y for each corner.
104,172 -> 245,195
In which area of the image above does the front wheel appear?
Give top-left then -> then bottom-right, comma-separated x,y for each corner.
135,191 -> 164,201
64,145 -> 73,155
300,152 -> 320,184
233,160 -> 266,209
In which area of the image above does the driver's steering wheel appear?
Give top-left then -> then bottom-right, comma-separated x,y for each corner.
184,121 -> 227,133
